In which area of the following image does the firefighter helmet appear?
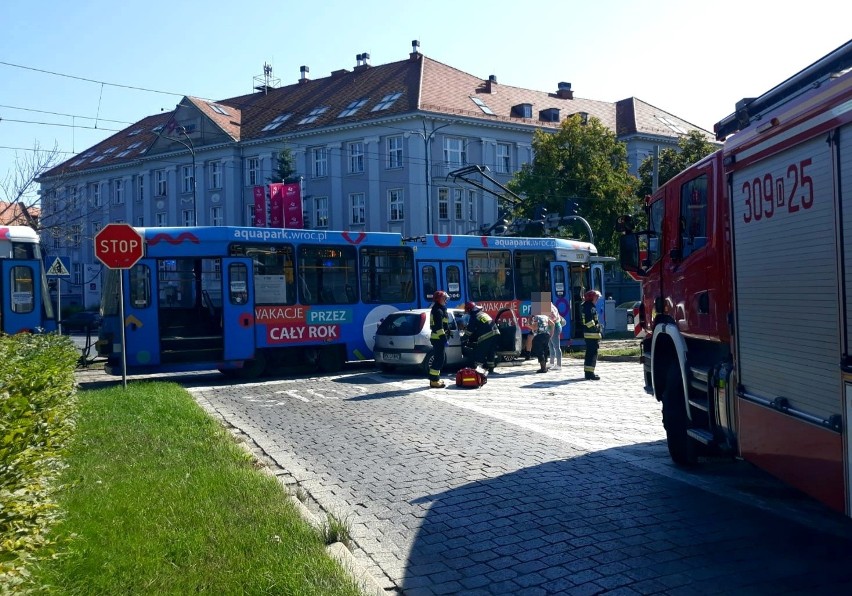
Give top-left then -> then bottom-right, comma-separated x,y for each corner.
584,290 -> 601,302
464,301 -> 478,313
433,290 -> 449,303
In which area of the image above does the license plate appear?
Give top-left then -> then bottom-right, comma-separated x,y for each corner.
384,353 -> 400,360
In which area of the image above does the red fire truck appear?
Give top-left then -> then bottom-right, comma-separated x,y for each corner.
619,40 -> 852,515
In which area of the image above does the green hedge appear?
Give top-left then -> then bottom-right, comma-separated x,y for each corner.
0,333 -> 79,588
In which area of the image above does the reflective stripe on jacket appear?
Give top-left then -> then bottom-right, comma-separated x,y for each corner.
430,303 -> 449,341
467,310 -> 498,343
581,301 -> 601,340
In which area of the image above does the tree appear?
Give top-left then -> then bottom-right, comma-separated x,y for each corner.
636,130 -> 718,197
267,146 -> 299,183
0,143 -> 63,230
507,114 -> 639,257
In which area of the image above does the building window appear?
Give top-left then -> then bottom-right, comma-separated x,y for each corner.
182,209 -> 195,227
312,147 -> 328,178
496,143 -> 511,174
182,165 -> 194,194
209,161 -> 222,189
73,263 -> 82,286
71,224 -> 81,247
454,188 -> 463,220
314,197 -> 328,228
155,170 -> 167,197
467,189 -> 476,220
245,203 -> 255,226
371,92 -> 402,112
91,183 -> 101,207
113,179 -> 124,205
92,221 -> 102,235
298,106 -> 328,125
246,157 -> 260,186
210,206 -> 223,226
338,98 -> 368,118
69,186 -> 78,210
389,189 -> 404,221
438,187 -> 449,219
349,193 -> 365,225
387,135 -> 403,169
155,212 -> 167,227
136,175 -> 144,202
443,137 -> 466,167
53,235 -> 60,250
136,216 -> 144,227
348,142 -> 364,173
261,113 -> 291,131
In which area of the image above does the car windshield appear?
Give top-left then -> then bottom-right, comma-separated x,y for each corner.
377,313 -> 425,336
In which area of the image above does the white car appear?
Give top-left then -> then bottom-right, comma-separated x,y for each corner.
373,307 -> 523,373
373,308 -> 468,373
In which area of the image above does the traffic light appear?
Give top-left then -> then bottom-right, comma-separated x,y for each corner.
491,217 -> 508,235
532,205 -> 548,221
565,199 -> 579,216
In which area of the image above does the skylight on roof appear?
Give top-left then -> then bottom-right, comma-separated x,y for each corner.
70,159 -> 86,166
82,151 -> 95,158
371,92 -> 402,112
103,147 -> 117,154
209,103 -> 230,116
298,106 -> 329,125
152,125 -> 164,133
128,142 -> 142,149
470,96 -> 494,115
128,129 -> 142,136
338,98 -> 368,118
656,115 -> 688,134
116,150 -> 131,158
261,113 -> 292,132
91,156 -> 105,163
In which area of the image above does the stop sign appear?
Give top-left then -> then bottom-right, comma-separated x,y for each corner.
94,223 -> 144,269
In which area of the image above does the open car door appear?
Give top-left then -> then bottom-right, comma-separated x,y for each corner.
494,307 -> 522,360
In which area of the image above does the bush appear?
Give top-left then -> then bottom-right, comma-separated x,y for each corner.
0,333 -> 79,588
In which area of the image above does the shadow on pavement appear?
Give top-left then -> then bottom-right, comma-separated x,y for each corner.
401,451 -> 852,595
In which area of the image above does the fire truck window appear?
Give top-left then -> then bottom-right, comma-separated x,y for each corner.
680,174 -> 708,259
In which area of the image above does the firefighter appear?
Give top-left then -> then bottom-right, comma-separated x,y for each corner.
428,290 -> 451,388
582,290 -> 602,380
464,301 -> 499,374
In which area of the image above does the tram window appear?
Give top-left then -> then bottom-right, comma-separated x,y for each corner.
360,246 -> 413,303
552,266 -> 566,298
298,245 -> 357,305
157,259 -> 196,308
466,249 -> 512,301
10,266 -> 35,313
130,264 -> 151,308
515,250 -> 554,301
11,242 -> 37,260
228,263 -> 249,305
230,243 -> 295,305
102,270 -> 120,316
422,265 -> 438,301
446,265 -> 461,301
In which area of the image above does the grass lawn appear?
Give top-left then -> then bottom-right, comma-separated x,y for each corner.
30,382 -> 361,596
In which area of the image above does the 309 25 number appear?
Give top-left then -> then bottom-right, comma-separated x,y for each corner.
742,158 -> 814,224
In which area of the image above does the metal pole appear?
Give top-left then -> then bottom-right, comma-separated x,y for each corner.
119,272 -> 127,389
57,281 -> 62,335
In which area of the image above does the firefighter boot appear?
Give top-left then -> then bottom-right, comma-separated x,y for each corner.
429,379 -> 446,388
585,372 -> 600,381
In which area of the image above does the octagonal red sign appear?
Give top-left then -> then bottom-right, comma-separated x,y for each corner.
94,223 -> 144,269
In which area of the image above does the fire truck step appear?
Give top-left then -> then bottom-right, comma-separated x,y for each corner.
686,428 -> 714,445
688,396 -> 709,412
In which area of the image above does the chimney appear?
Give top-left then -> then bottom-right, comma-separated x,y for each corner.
486,74 -> 498,93
362,52 -> 370,66
410,39 -> 421,59
354,52 -> 372,71
299,65 -> 310,84
355,53 -> 363,67
557,81 -> 573,100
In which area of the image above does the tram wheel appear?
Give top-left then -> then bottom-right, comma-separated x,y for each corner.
317,346 -> 343,373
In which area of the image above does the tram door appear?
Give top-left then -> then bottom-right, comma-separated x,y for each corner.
417,261 -> 464,308
549,262 -> 571,339
1,259 -> 42,334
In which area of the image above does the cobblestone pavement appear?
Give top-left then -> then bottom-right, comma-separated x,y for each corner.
82,357 -> 852,595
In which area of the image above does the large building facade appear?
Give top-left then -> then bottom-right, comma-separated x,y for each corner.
38,42 -> 710,307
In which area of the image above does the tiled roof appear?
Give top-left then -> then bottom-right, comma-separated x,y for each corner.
44,51 -> 709,178
0,201 -> 39,225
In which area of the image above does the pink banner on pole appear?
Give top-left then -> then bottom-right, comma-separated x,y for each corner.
268,183 -> 284,228
253,185 -> 267,227
282,182 -> 304,229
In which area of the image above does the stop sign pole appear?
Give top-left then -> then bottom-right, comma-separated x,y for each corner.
94,224 -> 145,388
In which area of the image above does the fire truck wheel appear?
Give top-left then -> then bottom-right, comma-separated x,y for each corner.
662,364 -> 697,466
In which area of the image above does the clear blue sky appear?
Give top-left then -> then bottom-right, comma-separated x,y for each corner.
1,0 -> 849,189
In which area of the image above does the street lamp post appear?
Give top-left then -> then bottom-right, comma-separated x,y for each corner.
414,119 -> 454,235
165,126 -> 197,226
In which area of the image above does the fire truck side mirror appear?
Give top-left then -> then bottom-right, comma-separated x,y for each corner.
619,234 -> 646,277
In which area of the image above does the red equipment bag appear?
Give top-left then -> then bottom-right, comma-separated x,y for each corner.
455,367 -> 487,388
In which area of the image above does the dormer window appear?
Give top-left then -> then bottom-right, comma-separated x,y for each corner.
128,129 -> 142,136
470,96 -> 494,115
512,103 -> 533,118
262,113 -> 292,131
338,98 -> 368,118
298,106 -> 328,125
539,108 -> 560,122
